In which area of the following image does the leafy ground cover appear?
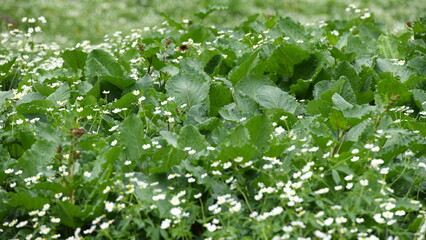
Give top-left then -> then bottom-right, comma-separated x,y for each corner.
1,0 -> 425,45
1,5 -> 426,240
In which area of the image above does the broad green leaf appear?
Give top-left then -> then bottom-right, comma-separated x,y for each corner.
165,73 -> 209,107
46,83 -> 70,104
265,44 -> 310,77
209,83 -> 233,116
223,125 -> 251,148
378,35 -> 410,59
15,92 -> 45,106
332,93 -> 353,110
7,191 -> 49,210
228,51 -> 259,85
306,99 -> 333,116
99,75 -> 134,90
160,131 -> 178,147
273,17 -> 306,43
0,57 -> 16,73
254,86 -> 299,114
119,115 -> 147,161
0,90 -> 13,111
219,103 -> 247,122
329,110 -> 349,130
177,125 -> 207,152
89,146 -> 121,181
346,119 -> 373,142
235,74 -> 275,100
376,58 -> 416,82
62,49 -> 88,72
149,146 -> 186,173
244,115 -> 272,149
377,76 -> 412,105
412,89 -> 426,111
195,6 -> 227,19
17,139 -> 57,178
85,49 -> 123,79
334,61 -> 362,92
54,201 -> 85,228
235,91 -> 259,115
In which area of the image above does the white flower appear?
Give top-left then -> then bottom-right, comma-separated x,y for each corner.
170,207 -> 182,217
103,186 -> 111,194
132,90 -> 140,95
230,202 -> 242,213
5,169 -> 14,174
314,188 -> 329,195
50,217 -> 61,223
142,144 -> 151,149
360,180 -> 369,186
382,211 -> 394,219
335,217 -> 347,224
223,162 -> 232,169
373,213 -> 385,224
274,126 -> 285,135
395,210 -> 406,216
371,159 -> 384,168
160,219 -> 171,229
324,218 -> 334,226
111,140 -> 118,146
170,196 -> 180,206
104,201 -> 114,212
100,222 -> 110,229
39,225 -> 51,234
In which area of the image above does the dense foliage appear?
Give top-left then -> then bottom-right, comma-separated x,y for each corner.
1,6 -> 426,240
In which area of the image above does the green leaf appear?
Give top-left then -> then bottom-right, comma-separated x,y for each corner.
46,83 -> 70,104
7,191 -> 49,210
378,35 -> 409,59
331,169 -> 341,184
177,125 -> 207,152
0,90 -> 13,111
376,58 -> 416,82
160,131 -> 178,147
254,86 -> 299,114
377,76 -> 412,105
332,93 -> 353,110
150,146 -> 186,173
306,99 -> 333,116
62,49 -> 88,72
119,115 -> 147,161
346,119 -> 373,142
244,115 -> 272,149
99,75 -> 134,90
223,125 -> 251,148
329,110 -> 349,130
89,146 -> 121,181
209,83 -> 233,116
265,44 -> 310,77
228,51 -> 259,85
0,57 -> 16,74
195,6 -> 227,19
165,73 -> 209,107
85,49 -> 123,79
17,139 -> 57,178
54,201 -> 85,228
235,74 -> 275,100
334,61 -> 362,92
273,17 -> 306,43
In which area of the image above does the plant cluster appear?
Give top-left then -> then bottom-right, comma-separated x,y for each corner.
1,6 -> 426,240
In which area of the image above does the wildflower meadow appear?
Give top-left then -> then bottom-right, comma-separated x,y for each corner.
0,2 -> 426,240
